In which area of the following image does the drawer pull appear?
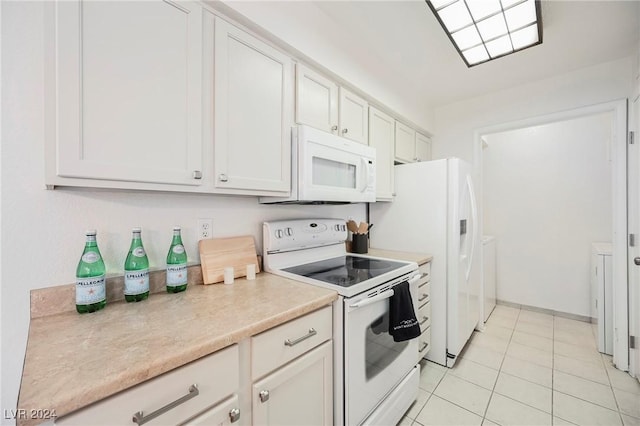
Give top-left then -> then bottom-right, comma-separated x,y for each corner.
229,408 -> 240,423
418,294 -> 429,302
419,279 -> 429,288
259,390 -> 270,403
284,328 -> 317,347
420,316 -> 429,326
419,342 -> 429,352
132,384 -> 199,425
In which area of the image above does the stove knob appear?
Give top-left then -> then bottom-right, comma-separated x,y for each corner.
276,229 -> 284,239
285,227 -> 293,236
341,225 -> 346,232
334,224 -> 340,231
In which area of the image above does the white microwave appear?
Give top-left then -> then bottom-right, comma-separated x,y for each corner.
261,125 -> 376,204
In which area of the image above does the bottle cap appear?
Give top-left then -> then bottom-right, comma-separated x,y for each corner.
85,229 -> 97,236
132,227 -> 142,233
173,226 -> 181,231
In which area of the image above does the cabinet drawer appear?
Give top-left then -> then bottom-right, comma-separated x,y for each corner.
252,306 -> 332,380
417,283 -> 430,308
418,262 -> 431,283
418,302 -> 431,332
57,345 -> 239,425
418,327 -> 431,359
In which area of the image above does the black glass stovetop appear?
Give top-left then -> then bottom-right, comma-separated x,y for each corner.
283,255 -> 407,287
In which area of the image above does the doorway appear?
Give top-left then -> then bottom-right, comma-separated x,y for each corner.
474,100 -> 630,372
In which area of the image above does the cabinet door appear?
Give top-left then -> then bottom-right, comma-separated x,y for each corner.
183,395 -> 240,426
415,132 -> 432,162
368,107 -> 395,201
295,65 -> 339,133
395,121 -> 416,163
214,18 -> 292,193
252,341 -> 332,426
339,88 -> 369,144
55,1 -> 203,186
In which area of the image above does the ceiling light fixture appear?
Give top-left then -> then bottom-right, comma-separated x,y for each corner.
426,0 -> 542,67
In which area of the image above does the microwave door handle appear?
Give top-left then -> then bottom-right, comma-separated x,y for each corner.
360,158 -> 372,193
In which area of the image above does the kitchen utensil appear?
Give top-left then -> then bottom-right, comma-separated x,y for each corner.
347,220 -> 359,234
199,236 -> 260,284
358,222 -> 368,234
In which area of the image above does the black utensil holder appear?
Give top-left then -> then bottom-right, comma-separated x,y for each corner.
352,234 -> 368,254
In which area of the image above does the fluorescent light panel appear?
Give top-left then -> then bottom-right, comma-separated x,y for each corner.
427,0 -> 542,67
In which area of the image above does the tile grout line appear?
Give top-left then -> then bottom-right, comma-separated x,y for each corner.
481,306 -> 521,424
601,352 -> 626,425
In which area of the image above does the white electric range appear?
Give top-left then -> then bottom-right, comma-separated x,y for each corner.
263,218 -> 421,426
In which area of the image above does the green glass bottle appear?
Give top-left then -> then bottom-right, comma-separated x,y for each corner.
166,226 -> 188,293
124,227 -> 149,302
76,230 -> 107,314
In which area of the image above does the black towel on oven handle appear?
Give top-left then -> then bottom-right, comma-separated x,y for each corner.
389,280 -> 421,342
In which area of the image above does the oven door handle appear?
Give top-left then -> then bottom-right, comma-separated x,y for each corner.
349,289 -> 395,309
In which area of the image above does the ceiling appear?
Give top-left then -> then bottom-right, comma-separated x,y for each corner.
310,0 -> 639,110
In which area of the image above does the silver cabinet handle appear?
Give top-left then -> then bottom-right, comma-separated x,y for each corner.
259,390 -> 270,403
419,279 -> 429,288
218,174 -> 228,182
420,316 -> 429,326
132,384 -> 199,425
331,125 -> 338,131
418,293 -> 429,302
284,328 -> 317,346
229,408 -> 240,423
342,128 -> 348,134
419,342 -> 429,352
193,170 -> 202,179
635,257 -> 640,266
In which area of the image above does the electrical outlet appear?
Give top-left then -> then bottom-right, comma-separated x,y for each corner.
197,218 -> 213,240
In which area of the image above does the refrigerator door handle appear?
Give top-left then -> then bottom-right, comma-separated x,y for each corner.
466,175 -> 478,281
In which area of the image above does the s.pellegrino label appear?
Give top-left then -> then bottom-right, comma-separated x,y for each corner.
124,228 -> 150,302
76,275 -> 106,304
124,269 -> 150,296
76,230 -> 107,314
166,226 -> 188,293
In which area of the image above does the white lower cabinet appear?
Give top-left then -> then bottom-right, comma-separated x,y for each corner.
184,395 -> 240,426
252,341 -> 333,426
56,345 -> 240,425
251,305 -> 333,426
417,262 -> 432,361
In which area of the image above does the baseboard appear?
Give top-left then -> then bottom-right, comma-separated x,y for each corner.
495,299 -> 595,323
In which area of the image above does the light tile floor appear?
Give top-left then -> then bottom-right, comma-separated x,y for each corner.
399,304 -> 640,426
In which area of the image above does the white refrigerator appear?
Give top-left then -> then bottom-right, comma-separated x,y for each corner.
370,158 -> 481,367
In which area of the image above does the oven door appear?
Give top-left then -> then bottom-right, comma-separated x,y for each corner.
297,125 -> 376,203
344,275 -> 419,425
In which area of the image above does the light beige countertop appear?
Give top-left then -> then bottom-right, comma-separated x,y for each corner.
18,273 -> 337,424
367,248 -> 433,265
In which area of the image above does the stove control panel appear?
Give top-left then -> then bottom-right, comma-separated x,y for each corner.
264,218 -> 349,253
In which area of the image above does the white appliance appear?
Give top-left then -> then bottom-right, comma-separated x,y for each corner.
370,158 -> 481,367
263,219 -> 421,426
591,242 -> 613,355
260,125 -> 376,204
483,236 -> 497,322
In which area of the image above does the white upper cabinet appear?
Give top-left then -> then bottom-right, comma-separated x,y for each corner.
295,65 -> 338,134
368,107 -> 395,201
395,121 -> 416,163
213,18 -> 292,194
339,88 -> 369,144
295,65 -> 368,144
415,132 -> 433,162
52,1 -> 204,187
395,121 -> 432,163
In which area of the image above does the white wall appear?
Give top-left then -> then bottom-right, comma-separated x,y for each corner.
433,56 -> 634,164
483,114 -> 613,316
0,2 -> 369,420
